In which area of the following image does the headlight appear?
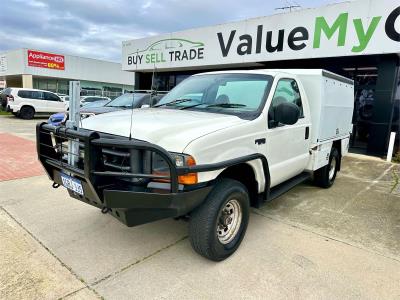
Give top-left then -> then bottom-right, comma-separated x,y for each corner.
80,112 -> 95,119
152,152 -> 197,185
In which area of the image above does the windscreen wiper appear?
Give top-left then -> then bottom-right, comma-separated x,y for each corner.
205,103 -> 247,108
179,103 -> 205,110
153,98 -> 192,107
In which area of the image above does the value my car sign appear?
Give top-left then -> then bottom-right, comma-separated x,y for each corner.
27,50 -> 65,70
122,0 -> 400,71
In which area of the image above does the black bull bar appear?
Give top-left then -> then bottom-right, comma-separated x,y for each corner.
36,123 -> 268,226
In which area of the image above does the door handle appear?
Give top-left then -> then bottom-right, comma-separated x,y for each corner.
255,138 -> 266,145
305,127 -> 310,140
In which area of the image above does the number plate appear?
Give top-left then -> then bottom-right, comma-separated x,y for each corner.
60,173 -> 84,195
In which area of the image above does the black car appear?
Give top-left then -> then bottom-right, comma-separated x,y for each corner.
80,92 -> 160,118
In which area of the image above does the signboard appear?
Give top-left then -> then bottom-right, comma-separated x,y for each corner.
0,55 -> 7,73
27,50 -> 65,70
122,0 -> 400,71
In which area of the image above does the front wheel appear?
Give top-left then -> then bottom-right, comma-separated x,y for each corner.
314,147 -> 340,188
189,179 -> 250,261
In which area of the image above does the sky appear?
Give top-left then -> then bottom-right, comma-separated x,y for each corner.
0,0 -> 346,62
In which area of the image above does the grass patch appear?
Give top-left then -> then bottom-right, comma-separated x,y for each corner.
0,110 -> 11,116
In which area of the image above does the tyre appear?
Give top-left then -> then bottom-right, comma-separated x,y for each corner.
20,106 -> 35,120
314,147 -> 340,188
189,178 -> 250,261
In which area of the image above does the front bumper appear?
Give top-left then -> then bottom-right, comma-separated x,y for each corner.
37,123 -> 214,227
37,123 -> 267,227
52,169 -> 212,226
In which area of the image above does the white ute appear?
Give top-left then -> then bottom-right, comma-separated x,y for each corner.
37,69 -> 354,261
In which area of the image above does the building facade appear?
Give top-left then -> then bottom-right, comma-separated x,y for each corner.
0,49 -> 135,98
121,0 -> 400,156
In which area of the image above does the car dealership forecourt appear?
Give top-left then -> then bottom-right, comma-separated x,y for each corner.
1,0 -> 400,297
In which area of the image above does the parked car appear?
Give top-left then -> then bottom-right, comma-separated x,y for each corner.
57,94 -> 70,102
47,92 -> 160,125
47,112 -> 67,126
48,99 -> 110,126
80,96 -> 111,105
1,87 -> 67,119
81,99 -> 110,108
37,69 -> 354,261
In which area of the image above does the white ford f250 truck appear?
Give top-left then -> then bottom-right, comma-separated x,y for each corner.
37,69 -> 354,261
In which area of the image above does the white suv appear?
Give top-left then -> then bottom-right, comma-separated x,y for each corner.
1,88 -> 67,119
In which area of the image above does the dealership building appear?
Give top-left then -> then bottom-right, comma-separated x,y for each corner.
122,0 -> 400,156
0,48 -> 134,98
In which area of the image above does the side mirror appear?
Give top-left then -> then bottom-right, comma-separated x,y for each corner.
273,102 -> 300,126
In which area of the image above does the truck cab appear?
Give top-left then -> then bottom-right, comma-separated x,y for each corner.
37,69 -> 354,261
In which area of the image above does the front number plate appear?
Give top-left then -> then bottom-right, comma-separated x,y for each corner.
61,173 -> 84,195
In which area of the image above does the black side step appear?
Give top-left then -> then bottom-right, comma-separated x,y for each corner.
268,172 -> 311,202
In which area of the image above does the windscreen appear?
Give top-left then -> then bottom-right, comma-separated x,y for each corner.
157,73 -> 273,117
106,93 -> 146,108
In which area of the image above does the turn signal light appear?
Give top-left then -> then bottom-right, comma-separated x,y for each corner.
178,155 -> 197,185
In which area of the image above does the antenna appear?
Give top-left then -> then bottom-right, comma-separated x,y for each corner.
275,0 -> 300,12
128,49 -> 139,140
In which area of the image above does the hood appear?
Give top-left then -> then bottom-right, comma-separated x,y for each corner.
80,106 -> 123,115
81,108 -> 247,152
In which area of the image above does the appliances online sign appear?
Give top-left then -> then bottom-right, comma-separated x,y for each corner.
27,50 -> 65,70
122,0 -> 400,71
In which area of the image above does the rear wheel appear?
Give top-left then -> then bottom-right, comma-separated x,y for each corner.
20,106 -> 35,119
314,147 -> 340,188
189,179 -> 250,261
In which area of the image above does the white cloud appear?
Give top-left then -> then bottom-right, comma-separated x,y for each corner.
0,0 -> 344,62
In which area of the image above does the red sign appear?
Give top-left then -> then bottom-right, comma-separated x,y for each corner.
27,50 -> 65,70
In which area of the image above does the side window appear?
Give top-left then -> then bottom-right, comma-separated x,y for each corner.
215,80 -> 267,109
31,91 -> 44,100
269,79 -> 304,122
18,90 -> 43,100
18,90 -> 32,98
44,92 -> 61,101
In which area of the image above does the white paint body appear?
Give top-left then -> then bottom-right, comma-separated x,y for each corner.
82,69 -> 354,193
6,87 -> 67,114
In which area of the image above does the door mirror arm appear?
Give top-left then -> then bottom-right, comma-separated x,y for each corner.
268,119 -> 279,128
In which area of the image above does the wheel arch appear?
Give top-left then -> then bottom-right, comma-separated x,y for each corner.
332,140 -> 342,171
216,158 -> 270,208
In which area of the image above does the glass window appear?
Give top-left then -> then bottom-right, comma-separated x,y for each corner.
44,92 -> 61,101
18,90 -> 43,100
83,97 -> 108,102
30,91 -> 44,100
157,73 -> 273,118
105,93 -> 147,108
18,90 -> 31,98
216,81 -> 267,109
269,79 -> 303,118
